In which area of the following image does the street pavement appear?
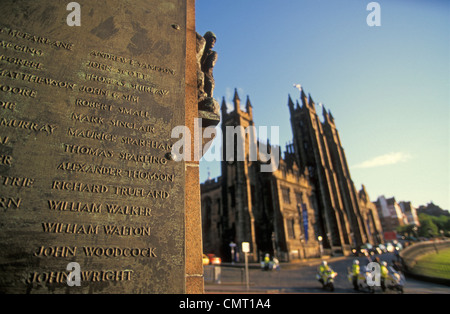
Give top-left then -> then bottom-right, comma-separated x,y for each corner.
204,253 -> 450,294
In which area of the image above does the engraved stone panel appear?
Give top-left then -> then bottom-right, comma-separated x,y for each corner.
0,0 -> 186,293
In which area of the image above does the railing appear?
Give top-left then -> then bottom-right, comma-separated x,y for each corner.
204,265 -> 247,285
400,239 -> 450,284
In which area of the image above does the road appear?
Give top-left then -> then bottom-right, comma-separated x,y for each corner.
205,253 -> 450,294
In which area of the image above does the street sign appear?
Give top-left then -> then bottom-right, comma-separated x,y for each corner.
242,242 -> 250,253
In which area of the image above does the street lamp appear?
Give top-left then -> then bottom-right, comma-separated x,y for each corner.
242,242 -> 250,291
318,236 -> 323,258
271,232 -> 277,259
300,235 -> 306,260
326,233 -> 332,256
229,242 -> 236,264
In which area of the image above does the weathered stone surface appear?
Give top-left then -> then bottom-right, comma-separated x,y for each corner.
0,0 -> 187,294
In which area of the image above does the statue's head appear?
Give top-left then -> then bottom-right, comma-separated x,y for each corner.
204,31 -> 216,48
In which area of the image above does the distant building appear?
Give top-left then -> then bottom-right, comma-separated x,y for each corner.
374,196 -> 408,234
399,201 -> 420,226
288,89 -> 383,253
201,89 -> 384,262
358,185 -> 384,244
417,202 -> 450,217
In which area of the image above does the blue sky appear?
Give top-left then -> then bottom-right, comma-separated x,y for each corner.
196,0 -> 449,210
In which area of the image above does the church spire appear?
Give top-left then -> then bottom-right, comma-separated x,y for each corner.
300,89 -> 308,107
308,94 -> 314,107
288,94 -> 295,111
306,93 -> 316,113
233,88 -> 241,112
221,97 -> 227,115
246,95 -> 253,116
322,103 -> 329,121
329,110 -> 335,124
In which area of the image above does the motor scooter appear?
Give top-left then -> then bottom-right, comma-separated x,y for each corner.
382,267 -> 405,294
317,269 -> 338,291
347,267 -> 366,291
347,266 -> 378,293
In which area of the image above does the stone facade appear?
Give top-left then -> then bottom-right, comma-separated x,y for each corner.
374,196 -> 420,238
358,185 -> 385,244
374,195 -> 408,233
288,89 -> 384,255
399,201 -> 420,226
201,89 -> 384,262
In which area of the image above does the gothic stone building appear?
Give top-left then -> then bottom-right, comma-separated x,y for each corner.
201,89 -> 383,262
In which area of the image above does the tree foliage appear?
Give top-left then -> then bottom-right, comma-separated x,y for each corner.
397,213 -> 450,237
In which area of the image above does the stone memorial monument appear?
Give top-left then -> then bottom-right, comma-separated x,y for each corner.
0,0 -> 203,294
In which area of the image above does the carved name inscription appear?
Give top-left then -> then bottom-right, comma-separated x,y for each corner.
48,200 -> 152,216
51,180 -> 171,199
41,223 -> 151,237
34,246 -> 157,258
0,83 -> 37,97
0,101 -> 16,111
0,117 -> 56,135
26,270 -> 134,285
0,54 -> 43,70
89,50 -> 175,75
0,39 -> 44,56
0,68 -> 76,90
0,197 -> 21,209
0,26 -> 73,51
1,175 -> 34,187
57,162 -> 174,182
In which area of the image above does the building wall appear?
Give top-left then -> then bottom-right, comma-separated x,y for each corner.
201,177 -> 223,256
288,89 -> 383,253
399,201 -> 420,226
271,158 -> 320,260
375,195 -> 408,233
358,185 -> 384,244
201,89 -> 384,262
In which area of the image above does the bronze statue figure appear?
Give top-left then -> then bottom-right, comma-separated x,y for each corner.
201,31 -> 217,98
197,31 -> 220,127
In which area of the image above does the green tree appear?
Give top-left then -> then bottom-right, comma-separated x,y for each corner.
396,213 -> 449,238
397,224 -> 416,237
433,215 -> 450,231
418,213 -> 439,237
